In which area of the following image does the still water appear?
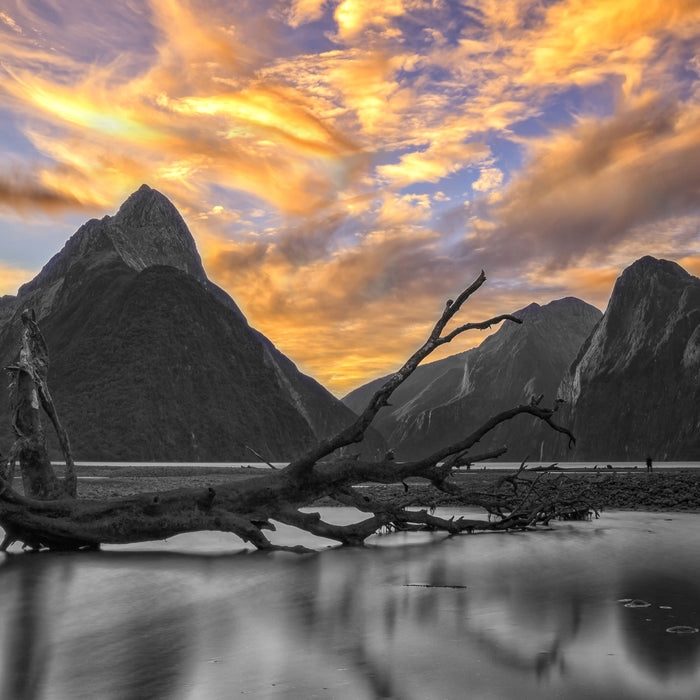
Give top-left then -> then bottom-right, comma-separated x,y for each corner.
1,509 -> 700,699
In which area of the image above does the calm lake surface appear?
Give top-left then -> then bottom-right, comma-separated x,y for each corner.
2,509 -> 700,699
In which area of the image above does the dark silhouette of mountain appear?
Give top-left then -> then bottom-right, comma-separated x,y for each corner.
344,297 -> 601,461
556,256 -> 700,461
0,185 -> 384,461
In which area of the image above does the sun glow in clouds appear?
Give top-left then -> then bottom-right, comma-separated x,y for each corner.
0,0 -> 699,394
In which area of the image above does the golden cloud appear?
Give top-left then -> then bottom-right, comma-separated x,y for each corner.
472,167 -> 504,193
375,193 -> 432,227
523,0 -> 700,88
678,255 -> 700,278
463,95 -> 700,274
0,0 -> 698,394
333,0 -> 406,43
282,0 -> 328,27
0,0 -> 375,220
0,261 -> 37,296
0,167 -> 103,214
201,214 -> 540,395
377,141 -> 489,188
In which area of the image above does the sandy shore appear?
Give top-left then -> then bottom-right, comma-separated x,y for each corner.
67,465 -> 700,511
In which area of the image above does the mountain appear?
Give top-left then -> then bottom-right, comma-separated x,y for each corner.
344,297 -> 602,461
557,256 -> 700,461
0,185 -> 384,461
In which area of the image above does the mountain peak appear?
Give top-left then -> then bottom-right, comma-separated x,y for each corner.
516,302 -> 541,318
18,185 -> 208,302
606,256 -> 695,317
547,296 -> 595,309
345,293 -> 601,461
114,184 -> 179,227
560,257 -> 700,460
0,191 -> 386,462
512,297 -> 600,323
620,255 -> 691,284
108,185 -> 207,281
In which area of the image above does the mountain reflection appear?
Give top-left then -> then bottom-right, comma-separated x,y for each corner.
0,512 -> 699,699
0,553 -> 203,700
0,558 -> 56,700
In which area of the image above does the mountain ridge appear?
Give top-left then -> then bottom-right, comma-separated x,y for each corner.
0,186 -> 384,461
344,295 -> 602,461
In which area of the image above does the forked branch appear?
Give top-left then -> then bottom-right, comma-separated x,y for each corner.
286,270 -> 523,475
0,271 -> 593,553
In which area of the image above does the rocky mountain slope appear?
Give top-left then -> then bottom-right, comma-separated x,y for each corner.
344,297 -> 602,461
557,256 -> 700,461
0,185 -> 383,461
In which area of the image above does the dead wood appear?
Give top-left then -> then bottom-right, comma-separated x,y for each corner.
0,272 -> 593,553
2,310 -> 75,501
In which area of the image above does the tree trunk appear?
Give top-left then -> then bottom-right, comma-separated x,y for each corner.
0,273 -> 591,553
3,310 -> 76,501
6,366 -> 62,500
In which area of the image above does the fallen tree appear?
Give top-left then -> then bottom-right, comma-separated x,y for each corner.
0,271 -> 593,553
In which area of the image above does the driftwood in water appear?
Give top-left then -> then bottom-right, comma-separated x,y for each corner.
0,271 -> 588,553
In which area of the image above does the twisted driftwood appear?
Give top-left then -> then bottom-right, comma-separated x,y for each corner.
0,271 -> 591,553
2,310 -> 76,501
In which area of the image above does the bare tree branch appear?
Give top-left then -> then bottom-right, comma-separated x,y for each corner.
0,271 -> 595,553
285,270 -> 523,475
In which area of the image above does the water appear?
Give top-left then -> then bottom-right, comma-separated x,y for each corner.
1,509 -> 700,699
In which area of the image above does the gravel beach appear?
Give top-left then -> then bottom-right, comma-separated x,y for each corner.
69,465 -> 700,512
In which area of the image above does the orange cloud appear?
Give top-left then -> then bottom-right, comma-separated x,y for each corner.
678,256 -> 700,278
447,0 -> 700,97
522,263 -> 618,310
472,167 -> 504,193
462,95 -> 700,274
523,0 -> 700,88
0,0 -> 698,395
333,0 -> 406,43
201,214 -> 541,395
0,0 -> 373,220
4,72 -> 160,143
377,141 -> 489,188
282,0 -> 328,27
0,262 -> 37,296
0,168 -> 102,214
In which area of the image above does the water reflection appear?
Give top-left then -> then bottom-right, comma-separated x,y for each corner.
0,557 -> 56,700
0,511 -> 699,698
617,573 -> 700,681
0,553 -> 206,700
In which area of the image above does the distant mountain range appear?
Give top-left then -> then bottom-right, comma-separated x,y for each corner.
0,185 -> 384,461
344,297 -> 602,461
345,256 -> 700,463
2,186 -> 696,463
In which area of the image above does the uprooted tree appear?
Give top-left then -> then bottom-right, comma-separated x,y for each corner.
0,271 -> 596,553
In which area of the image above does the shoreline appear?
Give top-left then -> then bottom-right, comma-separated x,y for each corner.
61,465 -> 700,512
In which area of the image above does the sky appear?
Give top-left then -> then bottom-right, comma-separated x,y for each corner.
0,0 -> 699,396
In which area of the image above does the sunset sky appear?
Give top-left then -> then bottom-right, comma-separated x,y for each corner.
1,0 -> 699,395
